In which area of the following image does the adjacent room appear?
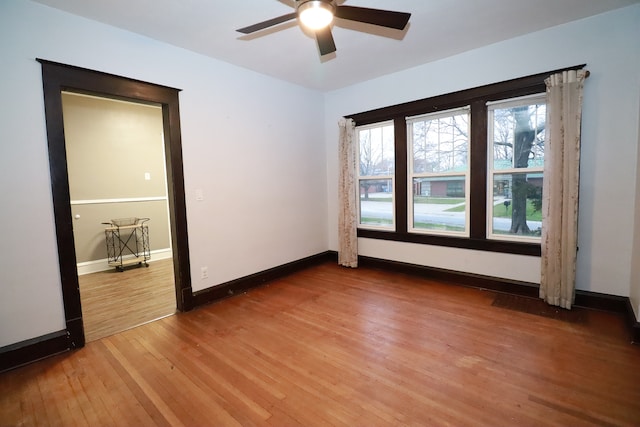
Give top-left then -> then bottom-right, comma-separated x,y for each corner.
1,0 -> 639,425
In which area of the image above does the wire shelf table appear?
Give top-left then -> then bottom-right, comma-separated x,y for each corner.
102,217 -> 150,272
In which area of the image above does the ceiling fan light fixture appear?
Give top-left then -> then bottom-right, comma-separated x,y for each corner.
298,0 -> 335,30
237,1 -> 411,57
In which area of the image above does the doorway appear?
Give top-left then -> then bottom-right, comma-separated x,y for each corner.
61,92 -> 176,341
39,60 -> 193,349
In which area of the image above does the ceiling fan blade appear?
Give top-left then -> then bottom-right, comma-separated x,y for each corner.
236,12 -> 297,34
334,6 -> 410,30
316,27 -> 336,56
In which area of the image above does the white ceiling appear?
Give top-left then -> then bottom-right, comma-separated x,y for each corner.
32,0 -> 639,91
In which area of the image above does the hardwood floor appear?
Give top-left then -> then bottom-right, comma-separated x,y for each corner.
2,262 -> 639,426
78,258 -> 176,342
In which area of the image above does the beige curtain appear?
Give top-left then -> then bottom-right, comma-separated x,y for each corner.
338,118 -> 358,268
540,69 -> 587,309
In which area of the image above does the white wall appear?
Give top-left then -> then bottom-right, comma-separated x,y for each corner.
3,1 -> 639,349
325,5 -> 640,295
630,86 -> 640,321
0,1 -> 327,347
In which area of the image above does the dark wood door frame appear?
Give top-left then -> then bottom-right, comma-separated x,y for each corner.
38,59 -> 193,349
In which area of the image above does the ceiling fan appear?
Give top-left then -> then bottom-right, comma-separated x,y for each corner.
236,0 -> 411,56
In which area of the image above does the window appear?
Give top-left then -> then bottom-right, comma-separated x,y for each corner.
487,95 -> 546,241
348,67 -> 582,255
408,108 -> 470,236
356,121 -> 395,230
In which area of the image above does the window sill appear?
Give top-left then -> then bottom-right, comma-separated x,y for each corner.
357,229 -> 541,256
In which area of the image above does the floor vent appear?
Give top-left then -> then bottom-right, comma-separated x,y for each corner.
492,293 -> 587,323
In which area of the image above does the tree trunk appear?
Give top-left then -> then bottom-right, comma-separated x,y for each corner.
510,174 -> 529,234
510,107 -> 535,234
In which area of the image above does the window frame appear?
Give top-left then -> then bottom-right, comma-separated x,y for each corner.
407,107 -> 471,237
346,65 -> 585,256
356,120 -> 396,231
486,94 -> 546,243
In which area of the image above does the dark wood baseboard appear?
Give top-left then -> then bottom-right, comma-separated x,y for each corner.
632,323 -> 640,345
357,254 -> 639,343
358,255 -> 540,297
0,330 -> 71,373
574,289 -> 629,313
192,251 -> 639,342
4,250 -> 637,373
624,299 -> 640,344
192,251 -> 336,308
0,252 -> 336,372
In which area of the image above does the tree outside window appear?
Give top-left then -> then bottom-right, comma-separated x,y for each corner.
348,67 -> 580,255
488,95 -> 545,240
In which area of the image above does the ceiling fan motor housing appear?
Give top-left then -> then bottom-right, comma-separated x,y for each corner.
297,0 -> 336,30
237,1 -> 411,56
296,0 -> 337,16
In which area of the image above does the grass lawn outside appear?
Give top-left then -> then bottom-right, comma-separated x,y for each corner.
362,196 -> 465,204
360,217 -> 393,226
413,222 -> 465,232
491,199 -> 542,221
360,218 -> 464,233
413,196 -> 465,205
444,199 -> 542,222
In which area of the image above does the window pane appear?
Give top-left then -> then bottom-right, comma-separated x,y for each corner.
411,112 -> 469,174
492,103 -> 546,170
491,172 -> 543,237
412,177 -> 466,233
359,179 -> 393,226
359,124 -> 394,176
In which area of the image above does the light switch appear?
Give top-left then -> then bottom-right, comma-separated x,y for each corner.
195,189 -> 204,201
144,172 -> 151,180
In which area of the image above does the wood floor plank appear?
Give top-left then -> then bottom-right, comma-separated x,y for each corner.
2,262 -> 640,426
102,337 -> 186,427
116,328 -> 250,426
79,258 -> 176,342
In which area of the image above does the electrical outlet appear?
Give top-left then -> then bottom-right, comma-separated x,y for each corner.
200,266 -> 208,279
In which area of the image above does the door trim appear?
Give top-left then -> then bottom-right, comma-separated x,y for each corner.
38,59 -> 193,349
